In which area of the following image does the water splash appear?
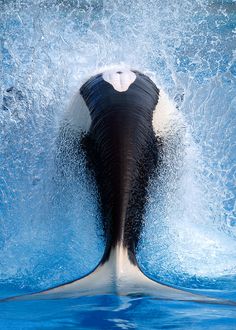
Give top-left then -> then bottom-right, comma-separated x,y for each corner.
0,0 -> 236,292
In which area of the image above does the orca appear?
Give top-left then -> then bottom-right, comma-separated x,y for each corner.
2,68 -> 234,305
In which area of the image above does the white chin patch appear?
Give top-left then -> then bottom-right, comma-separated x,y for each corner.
102,69 -> 136,92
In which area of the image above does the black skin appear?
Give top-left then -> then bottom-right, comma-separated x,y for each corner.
80,71 -> 161,263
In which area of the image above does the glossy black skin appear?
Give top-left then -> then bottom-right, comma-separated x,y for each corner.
80,71 -> 160,262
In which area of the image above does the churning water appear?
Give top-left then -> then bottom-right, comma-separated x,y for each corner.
1,0 -> 236,328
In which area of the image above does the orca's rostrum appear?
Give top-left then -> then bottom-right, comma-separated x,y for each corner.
3,68 -> 233,305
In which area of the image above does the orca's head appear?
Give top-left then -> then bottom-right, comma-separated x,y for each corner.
79,69 -> 159,120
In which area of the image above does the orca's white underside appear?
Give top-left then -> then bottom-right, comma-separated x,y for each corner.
3,245 -> 232,305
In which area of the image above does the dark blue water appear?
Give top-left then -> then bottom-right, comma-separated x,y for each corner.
1,0 -> 236,328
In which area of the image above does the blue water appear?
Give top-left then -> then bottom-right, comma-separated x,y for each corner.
1,0 -> 236,328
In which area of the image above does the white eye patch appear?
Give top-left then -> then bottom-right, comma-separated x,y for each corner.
102,69 -> 136,92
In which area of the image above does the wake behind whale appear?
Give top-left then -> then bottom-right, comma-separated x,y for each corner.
2,67 -> 233,305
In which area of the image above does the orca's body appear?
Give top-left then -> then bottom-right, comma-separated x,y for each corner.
2,68 -> 233,305
80,70 -> 160,260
